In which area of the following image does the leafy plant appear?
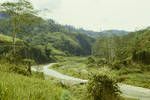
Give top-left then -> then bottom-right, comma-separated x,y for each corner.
87,73 -> 120,100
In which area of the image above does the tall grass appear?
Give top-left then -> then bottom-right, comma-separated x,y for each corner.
0,71 -> 67,100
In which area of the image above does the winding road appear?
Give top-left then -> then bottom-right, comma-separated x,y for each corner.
32,63 -> 150,100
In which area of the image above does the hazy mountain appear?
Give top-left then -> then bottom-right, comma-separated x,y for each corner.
85,30 -> 129,38
59,26 -> 126,37
98,30 -> 129,37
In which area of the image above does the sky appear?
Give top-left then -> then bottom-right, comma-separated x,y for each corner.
1,0 -> 150,31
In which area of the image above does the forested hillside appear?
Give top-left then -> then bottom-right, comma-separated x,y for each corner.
130,29 -> 150,65
0,14 -> 95,57
92,28 -> 150,66
0,34 -> 52,64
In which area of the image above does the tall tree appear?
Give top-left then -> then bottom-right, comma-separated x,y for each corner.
0,0 -> 37,55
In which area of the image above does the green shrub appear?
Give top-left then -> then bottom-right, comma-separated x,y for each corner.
87,73 -> 120,100
87,57 -> 95,64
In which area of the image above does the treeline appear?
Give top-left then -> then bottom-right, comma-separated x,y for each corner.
92,28 -> 150,66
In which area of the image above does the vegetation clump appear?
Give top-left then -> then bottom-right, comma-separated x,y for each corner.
87,73 -> 121,100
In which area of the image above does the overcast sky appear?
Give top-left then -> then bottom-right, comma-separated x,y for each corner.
1,0 -> 150,31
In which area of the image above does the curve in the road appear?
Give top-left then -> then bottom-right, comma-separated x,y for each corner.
43,63 -> 88,84
32,63 -> 150,100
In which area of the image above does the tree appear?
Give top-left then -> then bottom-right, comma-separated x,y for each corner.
92,36 -> 115,62
45,45 -> 52,59
0,0 -> 37,55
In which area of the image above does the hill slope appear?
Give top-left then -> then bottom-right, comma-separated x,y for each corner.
0,71 -> 67,100
0,17 -> 95,56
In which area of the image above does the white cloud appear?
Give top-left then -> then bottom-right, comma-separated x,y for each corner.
49,0 -> 150,31
30,0 -> 61,10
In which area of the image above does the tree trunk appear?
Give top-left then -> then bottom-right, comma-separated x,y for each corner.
27,62 -> 31,75
12,32 -> 16,55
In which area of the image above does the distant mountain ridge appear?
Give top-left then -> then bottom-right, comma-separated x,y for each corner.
98,30 -> 128,37
75,28 -> 129,38
61,26 -> 128,38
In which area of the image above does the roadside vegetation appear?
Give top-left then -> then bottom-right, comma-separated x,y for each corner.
0,71 -> 65,100
51,56 -> 150,89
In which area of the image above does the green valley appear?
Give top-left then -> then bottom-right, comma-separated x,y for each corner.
0,0 -> 150,100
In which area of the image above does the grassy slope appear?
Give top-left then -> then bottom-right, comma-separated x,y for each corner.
0,34 -> 23,43
0,71 -> 65,100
